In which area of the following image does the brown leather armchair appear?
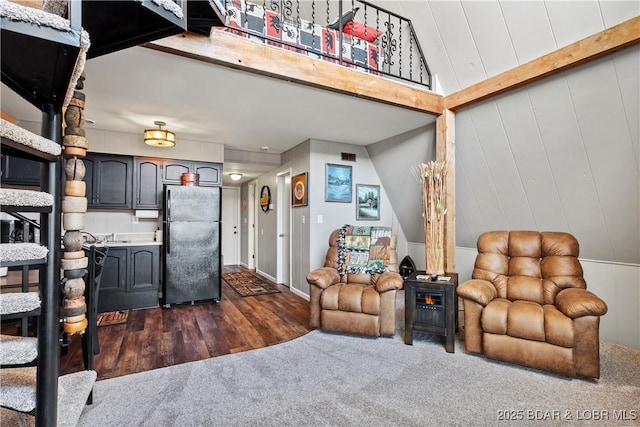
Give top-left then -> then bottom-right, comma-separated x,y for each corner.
307,227 -> 403,337
457,231 -> 608,378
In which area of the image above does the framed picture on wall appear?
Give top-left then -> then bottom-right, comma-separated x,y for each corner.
325,163 -> 352,202
292,172 -> 308,207
356,184 -> 380,220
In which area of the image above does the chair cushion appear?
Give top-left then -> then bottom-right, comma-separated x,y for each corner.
482,299 -> 574,347
320,283 -> 380,315
507,275 -> 544,304
543,305 -> 574,347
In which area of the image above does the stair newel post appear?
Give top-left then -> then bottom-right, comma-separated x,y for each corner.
37,103 -> 62,427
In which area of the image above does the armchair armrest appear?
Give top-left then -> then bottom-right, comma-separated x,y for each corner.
555,288 -> 608,319
306,267 -> 340,290
457,279 -> 497,306
374,271 -> 403,293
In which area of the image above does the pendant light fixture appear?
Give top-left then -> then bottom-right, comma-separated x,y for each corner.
143,120 -> 176,147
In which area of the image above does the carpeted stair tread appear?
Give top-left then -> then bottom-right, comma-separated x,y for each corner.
0,3 -> 90,108
0,335 -> 38,366
0,368 -> 97,422
0,407 -> 35,427
0,243 -> 48,264
0,119 -> 61,157
0,292 -> 41,316
0,189 -> 54,208
0,366 -> 37,412
57,370 -> 97,427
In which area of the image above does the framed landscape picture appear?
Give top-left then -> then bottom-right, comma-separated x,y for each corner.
292,172 -> 308,207
325,163 -> 352,202
356,184 -> 380,220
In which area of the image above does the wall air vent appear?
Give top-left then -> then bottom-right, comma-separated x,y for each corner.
341,152 -> 356,162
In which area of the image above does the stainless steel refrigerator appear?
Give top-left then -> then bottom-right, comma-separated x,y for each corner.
163,185 -> 221,306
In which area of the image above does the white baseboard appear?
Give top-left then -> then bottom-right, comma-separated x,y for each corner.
290,286 -> 309,301
256,269 -> 276,283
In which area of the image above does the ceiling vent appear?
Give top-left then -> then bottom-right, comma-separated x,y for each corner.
341,152 -> 356,162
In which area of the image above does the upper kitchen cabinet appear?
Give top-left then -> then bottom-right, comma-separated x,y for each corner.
86,153 -> 133,209
194,162 -> 222,186
162,160 -> 222,187
133,157 -> 163,209
162,159 -> 191,185
1,154 -> 41,186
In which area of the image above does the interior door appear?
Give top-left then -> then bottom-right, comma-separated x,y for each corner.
221,187 -> 240,265
247,182 -> 256,269
277,171 -> 291,286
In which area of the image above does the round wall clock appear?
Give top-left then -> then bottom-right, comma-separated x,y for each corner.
260,185 -> 271,212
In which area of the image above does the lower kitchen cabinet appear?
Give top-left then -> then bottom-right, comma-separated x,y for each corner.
97,245 -> 160,312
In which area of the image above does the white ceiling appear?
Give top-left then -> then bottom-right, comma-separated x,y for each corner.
1,41 -> 434,157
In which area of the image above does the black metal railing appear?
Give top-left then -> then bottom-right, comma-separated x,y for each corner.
221,0 -> 432,89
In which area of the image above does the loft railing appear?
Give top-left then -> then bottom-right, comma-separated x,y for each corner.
221,0 -> 432,89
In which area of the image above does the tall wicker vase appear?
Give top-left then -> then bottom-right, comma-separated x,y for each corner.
419,161 -> 448,275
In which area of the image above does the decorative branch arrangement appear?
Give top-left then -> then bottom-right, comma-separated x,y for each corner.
417,161 -> 448,275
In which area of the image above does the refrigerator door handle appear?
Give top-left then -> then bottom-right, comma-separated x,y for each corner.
166,221 -> 170,254
166,189 -> 171,221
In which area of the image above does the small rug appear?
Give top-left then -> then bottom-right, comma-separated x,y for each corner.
222,271 -> 281,297
96,310 -> 129,327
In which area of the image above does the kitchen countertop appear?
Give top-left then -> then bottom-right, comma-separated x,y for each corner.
80,232 -> 162,248
89,241 -> 162,247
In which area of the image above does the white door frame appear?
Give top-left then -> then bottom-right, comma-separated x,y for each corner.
247,182 -> 256,269
221,186 -> 240,266
276,169 -> 292,286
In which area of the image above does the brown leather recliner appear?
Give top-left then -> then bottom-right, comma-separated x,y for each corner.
457,231 -> 608,378
306,227 -> 404,337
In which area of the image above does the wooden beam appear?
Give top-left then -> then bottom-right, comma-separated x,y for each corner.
436,109 -> 455,273
444,16 -> 640,111
146,31 -> 443,115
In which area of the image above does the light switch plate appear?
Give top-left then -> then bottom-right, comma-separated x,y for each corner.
317,215 -> 323,224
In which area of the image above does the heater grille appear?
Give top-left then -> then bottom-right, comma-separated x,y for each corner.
341,152 -> 356,162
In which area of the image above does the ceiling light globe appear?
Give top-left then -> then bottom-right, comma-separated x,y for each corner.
143,121 -> 176,147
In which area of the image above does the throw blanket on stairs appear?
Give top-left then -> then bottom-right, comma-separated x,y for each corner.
337,225 -> 392,275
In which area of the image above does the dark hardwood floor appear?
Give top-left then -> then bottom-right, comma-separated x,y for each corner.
59,266 -> 311,380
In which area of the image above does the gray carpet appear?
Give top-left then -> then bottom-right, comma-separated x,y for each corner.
78,331 -> 639,426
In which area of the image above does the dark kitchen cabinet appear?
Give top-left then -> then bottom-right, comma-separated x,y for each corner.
1,154 -> 41,186
129,246 -> 159,292
94,155 -> 133,208
194,162 -> 222,186
83,155 -> 96,208
98,247 -> 128,306
98,245 -> 160,312
133,157 -> 163,209
82,153 -> 132,209
162,160 -> 191,185
162,160 -> 222,186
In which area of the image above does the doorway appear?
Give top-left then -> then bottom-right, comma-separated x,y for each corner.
247,182 -> 256,269
276,170 -> 291,286
221,187 -> 240,265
